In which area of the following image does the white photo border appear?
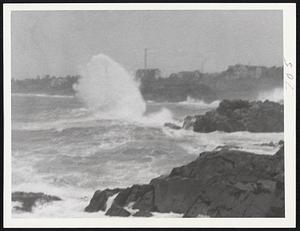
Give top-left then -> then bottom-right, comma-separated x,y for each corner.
3,3 -> 296,228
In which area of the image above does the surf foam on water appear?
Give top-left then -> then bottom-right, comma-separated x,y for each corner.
75,54 -> 174,126
12,93 -> 74,98
162,128 -> 283,155
179,96 -> 220,107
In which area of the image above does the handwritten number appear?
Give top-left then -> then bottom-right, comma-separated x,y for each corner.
286,73 -> 293,80
285,80 -> 294,90
284,58 -> 293,68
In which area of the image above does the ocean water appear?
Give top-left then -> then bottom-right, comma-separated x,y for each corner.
11,94 -> 283,218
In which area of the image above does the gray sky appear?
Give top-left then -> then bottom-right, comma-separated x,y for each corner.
12,10 -> 283,79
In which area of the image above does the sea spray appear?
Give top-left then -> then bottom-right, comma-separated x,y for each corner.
180,96 -> 220,107
76,54 -> 174,125
257,87 -> 283,102
76,54 -> 146,119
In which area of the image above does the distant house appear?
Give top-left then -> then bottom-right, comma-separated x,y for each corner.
135,68 -> 161,81
169,71 -> 202,81
50,77 -> 64,87
225,65 -> 264,80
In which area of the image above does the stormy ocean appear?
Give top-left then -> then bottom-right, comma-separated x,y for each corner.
11,55 -> 283,218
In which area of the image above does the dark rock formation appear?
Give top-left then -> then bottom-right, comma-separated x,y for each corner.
105,184 -> 155,217
85,188 -> 121,212
164,122 -> 181,130
183,99 -> 283,133
86,145 -> 284,217
182,115 -> 197,130
12,191 -> 61,212
133,210 -> 153,217
106,203 -> 131,217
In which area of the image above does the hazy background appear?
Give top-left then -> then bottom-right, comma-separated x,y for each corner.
11,10 -> 283,79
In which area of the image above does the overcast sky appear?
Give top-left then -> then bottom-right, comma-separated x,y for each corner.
12,10 -> 283,79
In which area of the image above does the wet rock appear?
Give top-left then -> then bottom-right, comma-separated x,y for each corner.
85,188 -> 121,212
103,184 -> 155,217
182,116 -> 197,130
257,179 -> 277,193
112,184 -> 155,211
105,203 -> 131,217
12,191 -> 61,212
164,122 -> 181,130
183,99 -> 283,133
86,146 -> 284,217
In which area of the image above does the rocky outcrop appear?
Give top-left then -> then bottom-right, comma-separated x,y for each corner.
85,145 -> 284,217
164,122 -> 181,130
12,192 -> 62,212
85,188 -> 121,212
182,99 -> 283,132
105,184 -> 155,216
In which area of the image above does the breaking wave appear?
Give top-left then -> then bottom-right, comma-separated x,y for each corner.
75,54 -> 174,125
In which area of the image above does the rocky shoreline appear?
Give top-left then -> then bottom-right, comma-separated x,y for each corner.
12,192 -> 62,212
85,144 -> 284,217
165,99 -> 283,133
11,99 -> 284,217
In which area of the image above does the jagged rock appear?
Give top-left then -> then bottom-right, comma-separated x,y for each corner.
86,146 -> 284,217
85,188 -> 121,212
182,116 -> 197,130
164,122 -> 181,130
87,184 -> 155,217
12,191 -> 61,212
111,184 -> 155,212
105,203 -> 131,217
183,99 -> 283,133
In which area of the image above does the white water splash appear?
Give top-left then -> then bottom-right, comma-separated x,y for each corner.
257,87 -> 283,102
75,54 -> 173,126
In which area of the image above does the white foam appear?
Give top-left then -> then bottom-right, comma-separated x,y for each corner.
75,54 -> 174,126
179,96 -> 220,107
12,93 -> 74,98
105,193 -> 119,212
163,129 -> 283,155
124,202 -> 139,215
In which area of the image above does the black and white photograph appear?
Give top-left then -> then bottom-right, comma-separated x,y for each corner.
3,3 -> 296,228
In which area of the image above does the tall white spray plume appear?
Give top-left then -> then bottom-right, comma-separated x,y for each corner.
75,54 -> 173,125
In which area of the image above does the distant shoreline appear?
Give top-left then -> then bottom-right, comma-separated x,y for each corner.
12,92 -> 75,98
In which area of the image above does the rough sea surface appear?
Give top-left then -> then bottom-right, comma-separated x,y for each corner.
12,94 -> 283,218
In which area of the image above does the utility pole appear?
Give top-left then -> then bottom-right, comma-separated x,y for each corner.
200,57 -> 208,73
144,48 -> 148,69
